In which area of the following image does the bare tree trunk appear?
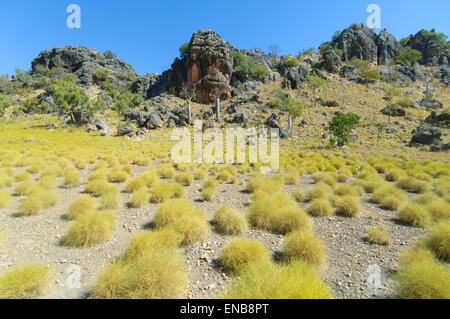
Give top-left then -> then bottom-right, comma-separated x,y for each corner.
215,97 -> 221,122
288,115 -> 292,134
187,100 -> 192,125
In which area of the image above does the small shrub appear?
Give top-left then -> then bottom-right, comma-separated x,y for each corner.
151,182 -> 185,203
333,195 -> 360,217
308,198 -> 333,217
307,182 -> 331,201
153,199 -> 209,246
394,259 -> 450,299
92,248 -> 188,299
16,189 -> 59,216
14,181 -> 38,196
398,203 -> 431,228
175,172 -> 194,186
424,221 -> 450,262
124,228 -> 182,261
0,190 -> 11,208
99,191 -> 121,210
248,192 -> 312,234
334,185 -> 360,197
292,189 -> 307,203
366,226 -> 390,245
399,248 -> 436,267
63,211 -> 116,247
397,177 -> 431,194
66,195 -> 97,220
63,169 -> 82,188
283,231 -> 326,267
212,206 -> 248,235
129,189 -> 150,208
220,238 -> 271,274
157,164 -> 175,179
221,260 -> 332,299
85,180 -> 118,197
124,177 -> 147,193
425,200 -> 450,221
372,186 -> 407,210
0,264 -> 52,299
194,168 -> 207,180
14,171 -> 31,182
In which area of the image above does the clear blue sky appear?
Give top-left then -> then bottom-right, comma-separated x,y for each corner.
0,0 -> 449,76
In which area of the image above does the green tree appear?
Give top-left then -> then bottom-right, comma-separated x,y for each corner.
47,75 -> 87,124
0,93 -> 13,116
271,88 -> 304,134
328,112 -> 359,147
394,46 -> 422,65
306,74 -> 328,106
179,43 -> 189,59
283,56 -> 300,67
360,69 -> 381,83
104,50 -> 116,60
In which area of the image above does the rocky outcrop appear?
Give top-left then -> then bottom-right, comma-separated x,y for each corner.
425,111 -> 450,127
331,23 -> 379,63
410,127 -> 442,145
377,29 -> 402,65
396,63 -> 425,82
163,30 -> 234,104
322,50 -> 341,73
405,30 -> 444,65
131,73 -> 165,99
330,24 -> 401,65
31,46 -> 137,87
279,64 -> 310,89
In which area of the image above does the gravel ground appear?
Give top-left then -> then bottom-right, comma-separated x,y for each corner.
0,167 -> 426,299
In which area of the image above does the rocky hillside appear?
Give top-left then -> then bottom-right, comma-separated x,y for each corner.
0,23 -> 449,150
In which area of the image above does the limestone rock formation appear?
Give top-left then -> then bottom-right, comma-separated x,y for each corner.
330,24 -> 401,65
31,46 -> 137,87
377,29 -> 402,65
331,23 -> 379,63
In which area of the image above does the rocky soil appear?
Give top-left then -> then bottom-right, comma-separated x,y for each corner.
0,164 -> 426,299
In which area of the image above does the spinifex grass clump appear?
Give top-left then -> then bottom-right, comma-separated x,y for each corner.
371,185 -> 407,210
16,189 -> 59,216
84,180 -> 118,197
124,177 -> 147,193
220,238 -> 271,274
99,190 -> 121,210
333,195 -> 361,217
129,189 -> 150,208
201,178 -> 219,201
14,180 -> 39,196
153,199 -> 209,246
151,182 -> 185,203
156,164 -> 175,179
307,198 -> 334,217
175,172 -> 194,186
282,231 -> 327,267
0,264 -> 52,299
366,225 -> 390,245
248,192 -> 312,235
394,258 -> 450,299
124,228 -> 182,261
91,248 -> 188,299
424,221 -> 450,262
292,189 -> 307,203
212,205 -> 248,235
398,203 -> 431,228
0,190 -> 11,208
107,168 -> 128,183
221,260 -> 332,299
66,195 -> 97,220
307,182 -> 331,201
246,174 -> 283,195
397,177 -> 431,194
63,210 -> 116,247
63,169 -> 82,188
